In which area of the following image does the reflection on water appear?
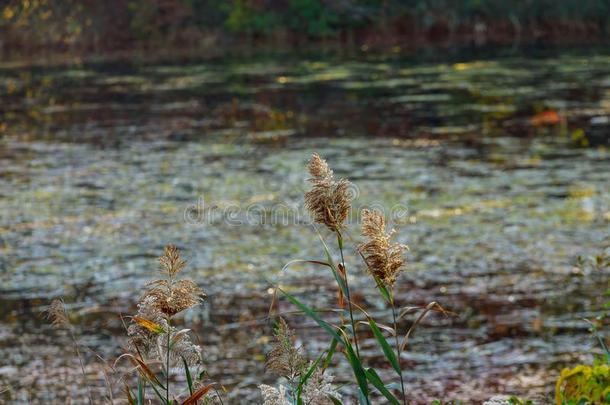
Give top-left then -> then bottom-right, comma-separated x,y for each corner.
0,51 -> 609,402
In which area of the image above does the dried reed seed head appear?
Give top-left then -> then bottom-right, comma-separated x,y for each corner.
128,295 -> 168,352
162,328 -> 202,367
358,209 -> 407,287
305,153 -> 352,231
361,208 -> 386,238
308,153 -> 332,180
46,298 -> 70,328
259,384 -> 289,405
142,278 -> 204,316
266,318 -> 307,378
159,244 -> 186,277
301,369 -> 341,405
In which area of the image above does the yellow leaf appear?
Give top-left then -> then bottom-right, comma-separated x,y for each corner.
133,316 -> 166,334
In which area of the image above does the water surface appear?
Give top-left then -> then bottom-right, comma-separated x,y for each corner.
0,50 -> 609,403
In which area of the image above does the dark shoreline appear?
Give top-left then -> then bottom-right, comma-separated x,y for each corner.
1,36 -> 609,70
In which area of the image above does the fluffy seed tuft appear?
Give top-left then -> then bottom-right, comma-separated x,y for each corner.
304,153 -> 351,232
358,209 -> 407,286
46,298 -> 70,329
265,318 -> 307,378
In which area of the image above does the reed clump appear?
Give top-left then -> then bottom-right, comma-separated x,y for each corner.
267,152 -> 446,405
121,244 -> 218,404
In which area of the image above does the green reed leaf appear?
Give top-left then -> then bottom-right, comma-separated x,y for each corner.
278,287 -> 342,342
329,396 -> 344,405
315,229 -> 349,298
182,356 -> 194,398
296,352 -> 323,404
343,339 -> 370,404
365,368 -> 401,405
323,336 -> 339,370
373,275 -> 392,303
137,377 -> 145,405
368,317 -> 401,375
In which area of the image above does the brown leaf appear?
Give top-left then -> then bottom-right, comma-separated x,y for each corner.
125,383 -> 136,405
129,355 -> 165,389
337,263 -> 346,310
181,383 -> 215,405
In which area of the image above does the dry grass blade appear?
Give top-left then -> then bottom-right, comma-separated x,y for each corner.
181,383 -> 215,405
118,353 -> 165,389
400,302 -> 448,352
356,320 -> 396,336
398,306 -> 421,320
337,263 -> 346,310
267,287 -> 278,319
124,383 -> 136,405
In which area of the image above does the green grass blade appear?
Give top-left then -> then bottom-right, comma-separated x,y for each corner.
329,396 -> 344,405
315,230 -> 348,298
182,356 -> 194,397
365,368 -> 401,405
373,275 -> 392,303
296,352 -> 323,403
279,288 -> 342,342
137,377 -> 145,405
323,336 -> 339,370
343,339 -> 370,404
148,380 -> 167,405
368,317 -> 401,375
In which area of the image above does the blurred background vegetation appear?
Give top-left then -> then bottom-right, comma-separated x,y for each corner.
1,0 -> 609,58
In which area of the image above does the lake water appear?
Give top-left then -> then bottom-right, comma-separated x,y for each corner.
0,49 -> 609,403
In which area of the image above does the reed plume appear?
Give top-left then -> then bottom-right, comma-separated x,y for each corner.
259,372 -> 340,405
45,298 -> 94,405
266,318 -> 307,379
124,244 -> 210,404
301,369 -> 340,405
261,318 -> 340,404
46,298 -> 70,328
358,209 -> 407,287
143,244 -> 204,316
305,153 -> 351,232
128,245 -> 204,364
259,384 -> 289,405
